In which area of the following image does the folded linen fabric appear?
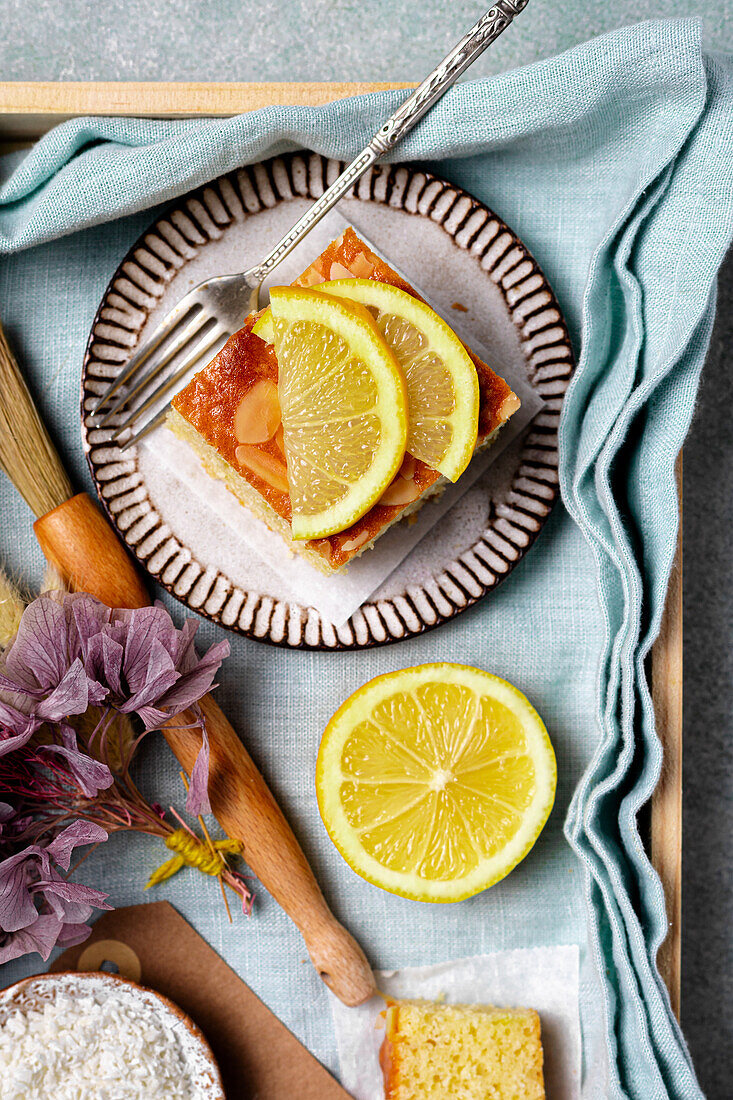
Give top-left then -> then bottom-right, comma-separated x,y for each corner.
0,19 -> 730,1100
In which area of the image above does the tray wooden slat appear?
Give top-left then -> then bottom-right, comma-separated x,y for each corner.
651,457 -> 683,1019
0,80 -> 683,1016
0,81 -> 413,139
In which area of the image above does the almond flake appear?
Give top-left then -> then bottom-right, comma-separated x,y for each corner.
350,252 -> 375,278
235,444 -> 289,494
234,379 -> 281,444
329,262 -> 356,280
399,454 -> 417,481
341,529 -> 371,552
379,476 -> 422,507
297,267 -> 325,287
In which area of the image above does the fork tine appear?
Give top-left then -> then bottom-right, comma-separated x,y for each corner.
118,402 -> 173,452
110,324 -> 228,440
95,309 -> 214,428
91,294 -> 202,415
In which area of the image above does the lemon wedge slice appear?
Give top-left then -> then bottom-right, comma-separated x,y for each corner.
269,286 -> 407,540
316,663 -> 556,902
255,280 -> 479,481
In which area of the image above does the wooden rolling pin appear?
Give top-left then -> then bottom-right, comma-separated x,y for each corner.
34,492 -> 375,1005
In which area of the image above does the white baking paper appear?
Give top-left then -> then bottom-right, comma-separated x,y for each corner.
329,945 -> 580,1100
140,209 -> 543,627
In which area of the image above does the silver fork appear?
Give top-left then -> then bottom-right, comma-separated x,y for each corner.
94,0 -> 529,450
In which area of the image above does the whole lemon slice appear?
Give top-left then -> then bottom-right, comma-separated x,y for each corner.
316,664 -> 556,902
256,280 -> 479,482
269,286 -> 407,540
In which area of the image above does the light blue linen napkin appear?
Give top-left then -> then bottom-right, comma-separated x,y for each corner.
1,18 -> 730,1100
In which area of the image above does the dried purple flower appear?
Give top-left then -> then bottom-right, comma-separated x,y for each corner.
0,597 -> 106,723
36,725 -> 113,798
0,821 -> 110,964
85,604 -> 229,729
0,593 -> 228,815
0,590 -> 237,959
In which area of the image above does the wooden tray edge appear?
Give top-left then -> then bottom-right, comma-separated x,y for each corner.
0,81 -> 414,139
0,81 -> 684,1016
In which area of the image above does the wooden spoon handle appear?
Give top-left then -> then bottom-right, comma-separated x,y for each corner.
34,492 -> 375,1006
163,697 -> 374,1004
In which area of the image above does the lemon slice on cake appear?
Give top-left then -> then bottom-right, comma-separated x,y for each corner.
269,286 -> 407,540
316,664 -> 556,903
255,280 -> 479,481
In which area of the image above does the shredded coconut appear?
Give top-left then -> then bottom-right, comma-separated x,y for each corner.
0,973 -> 219,1099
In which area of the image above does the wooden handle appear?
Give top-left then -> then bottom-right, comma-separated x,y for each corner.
34,492 -> 149,609
164,698 -> 374,1004
34,493 -> 375,1006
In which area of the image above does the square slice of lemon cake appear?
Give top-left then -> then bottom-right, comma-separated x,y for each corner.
380,999 -> 545,1100
168,228 -> 519,575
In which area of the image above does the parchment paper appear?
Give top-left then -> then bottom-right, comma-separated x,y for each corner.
330,945 -> 580,1100
141,210 -> 543,627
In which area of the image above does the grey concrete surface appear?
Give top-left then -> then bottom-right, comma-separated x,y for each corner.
0,2 -> 731,1096
0,0 -> 730,82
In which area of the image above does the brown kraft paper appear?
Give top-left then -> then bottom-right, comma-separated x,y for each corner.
51,900 -> 353,1100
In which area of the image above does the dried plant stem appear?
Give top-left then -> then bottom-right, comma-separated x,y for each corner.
41,561 -> 67,594
0,320 -> 73,518
180,770 -> 233,922
0,565 -> 26,649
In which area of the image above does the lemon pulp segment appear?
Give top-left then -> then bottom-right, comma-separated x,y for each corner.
269,286 -> 408,539
255,280 -> 480,482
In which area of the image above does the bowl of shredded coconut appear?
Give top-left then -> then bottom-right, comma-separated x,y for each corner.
0,970 -> 224,1099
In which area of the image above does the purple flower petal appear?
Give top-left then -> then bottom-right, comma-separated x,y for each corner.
156,640 -> 229,715
170,617 -> 200,672
34,874 -> 111,923
131,704 -> 172,730
47,820 -> 108,870
69,596 -> 111,661
0,850 -> 39,932
54,919 -> 95,948
0,914 -> 64,963
34,659 -> 93,721
4,597 -> 69,689
184,720 -> 211,816
118,607 -> 179,693
39,730 -> 114,797
0,720 -> 37,756
123,637 -> 180,711
86,631 -> 124,696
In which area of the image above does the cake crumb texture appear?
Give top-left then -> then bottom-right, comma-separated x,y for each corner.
382,999 -> 545,1100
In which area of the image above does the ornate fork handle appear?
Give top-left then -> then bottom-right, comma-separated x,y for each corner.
370,0 -> 529,155
249,0 -> 529,286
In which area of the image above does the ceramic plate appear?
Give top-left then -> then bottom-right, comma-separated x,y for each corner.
81,153 -> 574,650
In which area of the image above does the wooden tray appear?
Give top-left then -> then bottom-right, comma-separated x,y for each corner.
0,81 -> 682,1016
